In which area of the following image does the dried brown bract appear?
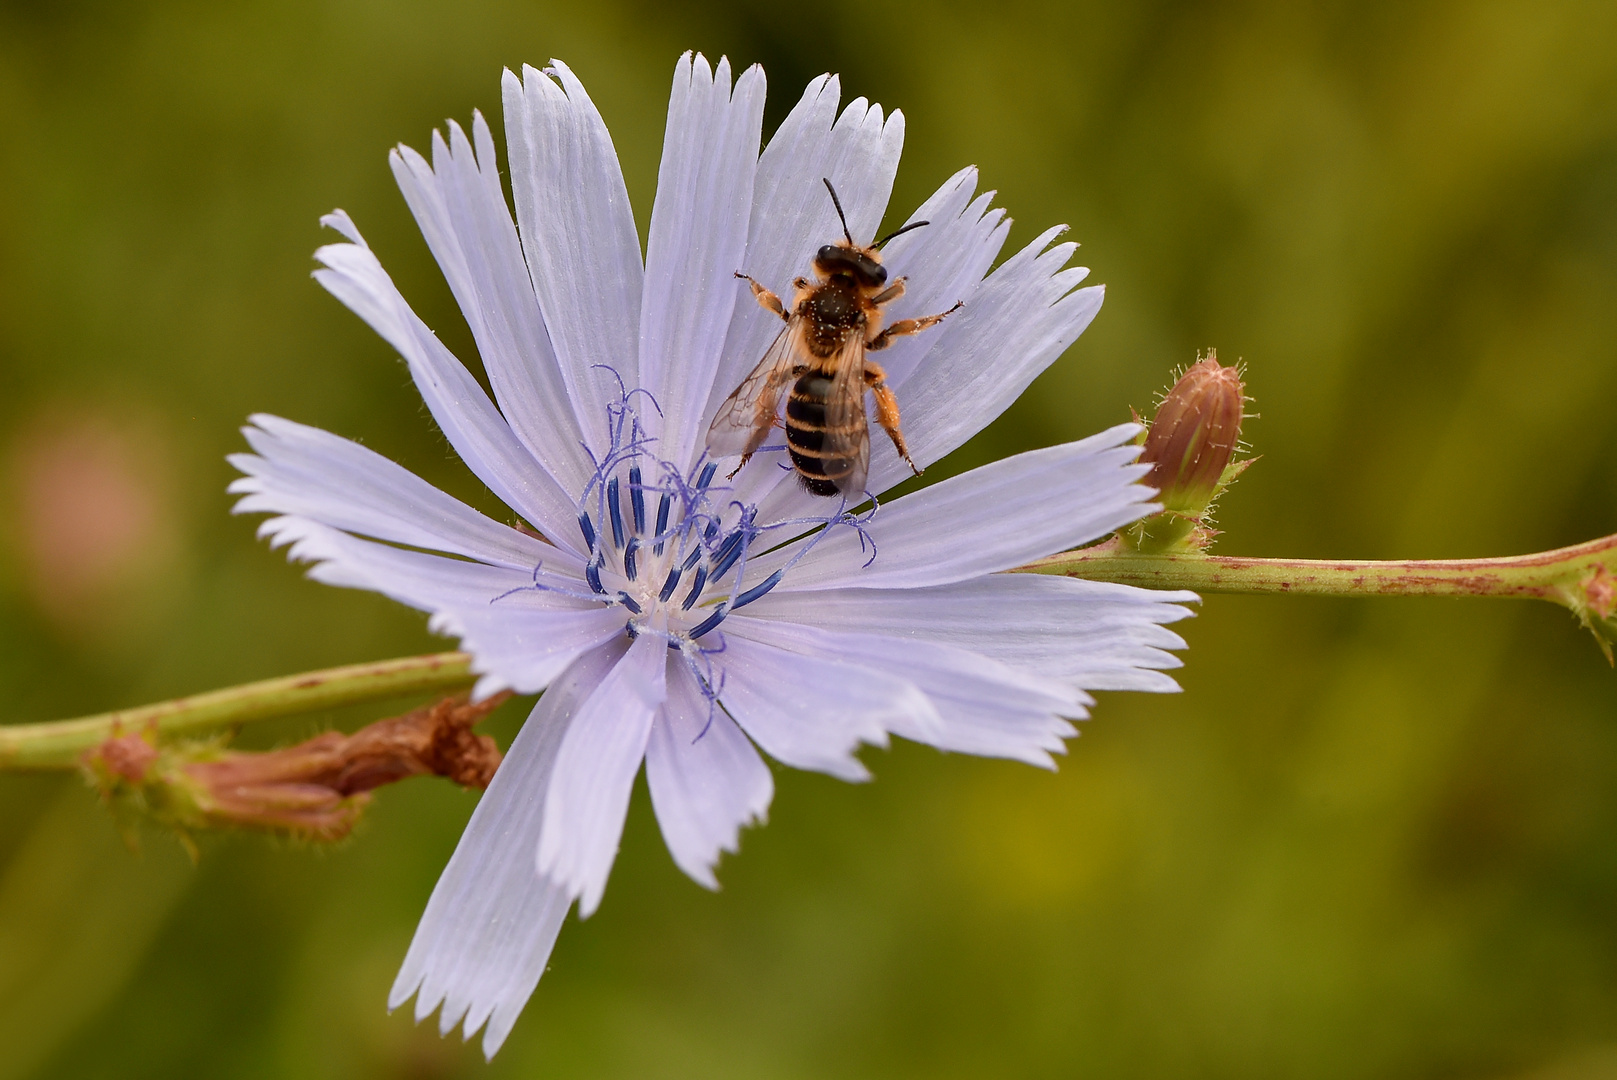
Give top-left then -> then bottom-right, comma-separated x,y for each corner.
81,693 -> 509,844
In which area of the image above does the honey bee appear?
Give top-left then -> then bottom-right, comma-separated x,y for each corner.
706,179 -> 962,498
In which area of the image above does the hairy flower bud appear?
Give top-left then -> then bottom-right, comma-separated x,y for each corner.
1127,352 -> 1248,552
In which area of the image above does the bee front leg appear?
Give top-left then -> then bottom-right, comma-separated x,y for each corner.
864,362 -> 921,477
735,272 -> 788,322
867,300 -> 964,351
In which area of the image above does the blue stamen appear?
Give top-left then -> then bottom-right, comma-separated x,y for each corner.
689,604 -> 728,639
732,569 -> 783,610
585,558 -> 605,595
696,462 -> 717,490
654,493 -> 671,555
619,592 -> 643,615
682,567 -> 708,610
659,565 -> 682,603
709,531 -> 746,579
682,545 -> 703,572
607,477 -> 625,548
623,538 -> 639,581
629,465 -> 646,533
578,512 -> 596,551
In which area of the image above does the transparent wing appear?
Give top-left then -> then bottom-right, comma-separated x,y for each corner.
706,321 -> 805,460
822,336 -> 872,498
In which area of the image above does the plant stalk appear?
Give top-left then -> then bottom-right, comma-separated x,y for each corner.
3,533 -> 1612,774
0,652 -> 476,770
1019,534 -> 1617,598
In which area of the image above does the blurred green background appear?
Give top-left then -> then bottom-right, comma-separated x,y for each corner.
2,0 -> 1616,1076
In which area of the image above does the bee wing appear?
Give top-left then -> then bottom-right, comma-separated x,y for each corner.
822,336 -> 872,498
706,321 -> 805,460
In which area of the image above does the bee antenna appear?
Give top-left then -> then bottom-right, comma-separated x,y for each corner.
874,219 -> 931,249
822,178 -> 854,245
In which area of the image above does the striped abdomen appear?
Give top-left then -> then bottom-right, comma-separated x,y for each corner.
785,374 -> 858,497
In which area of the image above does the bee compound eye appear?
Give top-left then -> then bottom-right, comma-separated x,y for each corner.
816,245 -> 841,264
869,262 -> 888,285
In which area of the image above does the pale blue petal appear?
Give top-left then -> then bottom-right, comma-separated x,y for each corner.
390,643 -> 625,1059
537,633 -> 667,916
502,62 -> 642,452
866,228 -> 1105,493
644,662 -> 773,889
745,573 -> 1195,693
228,414 -> 576,568
310,216 -> 581,543
389,114 -> 593,495
639,54 -> 766,468
263,517 -> 623,695
758,424 -> 1155,592
727,615 -> 1082,768
713,630 -> 923,781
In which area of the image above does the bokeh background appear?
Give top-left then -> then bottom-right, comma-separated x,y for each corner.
2,1 -> 1616,1076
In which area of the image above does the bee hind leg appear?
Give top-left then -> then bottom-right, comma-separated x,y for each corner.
867,301 -> 964,351
865,362 -> 921,477
734,273 -> 788,322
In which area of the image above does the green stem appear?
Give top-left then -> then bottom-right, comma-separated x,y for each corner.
1019,534 -> 1617,597
1021,533 -> 1617,661
5,533 -> 1614,774
0,652 -> 476,771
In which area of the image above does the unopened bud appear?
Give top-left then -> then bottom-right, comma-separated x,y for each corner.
1127,351 -> 1249,552
82,693 -> 507,845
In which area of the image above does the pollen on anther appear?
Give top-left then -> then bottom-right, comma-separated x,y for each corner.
682,567 -> 708,610
689,604 -> 728,639
607,477 -> 625,549
732,569 -> 783,610
659,565 -> 682,603
628,465 -> 646,533
654,493 -> 672,555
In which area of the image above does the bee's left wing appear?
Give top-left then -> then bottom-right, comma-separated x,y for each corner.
823,336 -> 873,498
706,321 -> 805,461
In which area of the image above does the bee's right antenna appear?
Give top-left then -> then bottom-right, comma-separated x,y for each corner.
874,219 -> 931,249
822,178 -> 854,246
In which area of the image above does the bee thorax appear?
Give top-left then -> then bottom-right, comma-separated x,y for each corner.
801,284 -> 865,357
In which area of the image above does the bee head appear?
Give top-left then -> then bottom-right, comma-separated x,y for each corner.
814,243 -> 888,288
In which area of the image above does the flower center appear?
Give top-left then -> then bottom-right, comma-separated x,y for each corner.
578,456 -> 777,647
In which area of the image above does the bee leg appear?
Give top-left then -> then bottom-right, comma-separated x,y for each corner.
869,277 -> 908,306
726,451 -> 753,480
867,301 -> 964,351
734,272 -> 788,322
865,362 -> 921,477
